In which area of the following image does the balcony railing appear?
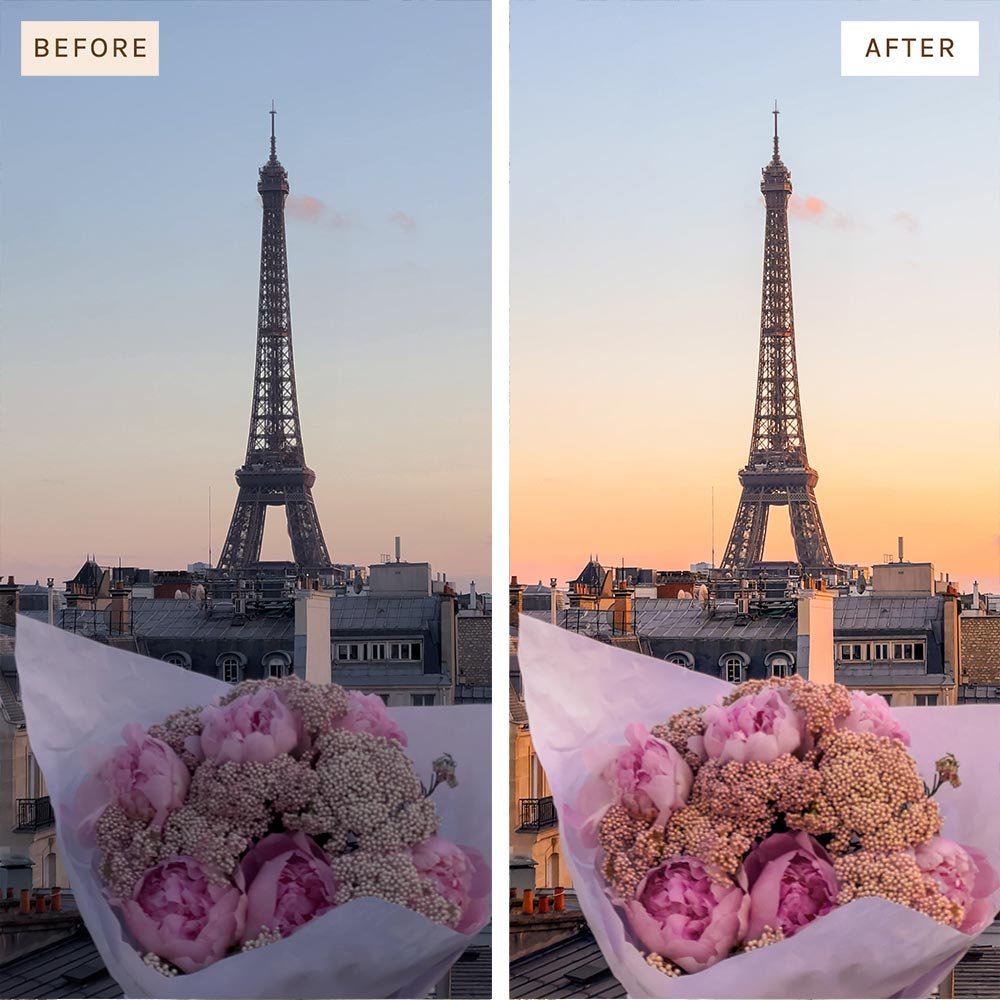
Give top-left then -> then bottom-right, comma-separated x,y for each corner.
519,796 -> 557,831
16,796 -> 54,831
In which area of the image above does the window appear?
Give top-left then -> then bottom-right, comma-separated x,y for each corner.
390,642 -> 422,662
723,655 -> 745,685
411,694 -> 435,706
881,694 -> 893,705
770,657 -> 794,678
375,693 -> 390,705
872,643 -> 889,661
892,642 -> 925,662
220,655 -> 242,684
266,655 -> 293,678
335,643 -> 363,662
665,651 -> 695,669
914,694 -> 938,707
369,642 -> 387,661
840,644 -> 864,661
163,652 -> 191,670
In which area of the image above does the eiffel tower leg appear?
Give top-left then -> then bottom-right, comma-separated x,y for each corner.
217,495 -> 267,571
721,489 -> 770,570
788,486 -> 834,569
285,490 -> 332,569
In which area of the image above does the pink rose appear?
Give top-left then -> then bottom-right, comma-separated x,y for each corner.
743,831 -> 838,941
120,857 -> 246,973
838,691 -> 910,745
334,691 -> 408,746
199,688 -> 301,764
412,836 -> 490,934
625,855 -> 749,973
702,688 -> 806,764
240,832 -> 338,942
604,723 -> 693,825
913,837 -> 1000,935
98,723 -> 189,829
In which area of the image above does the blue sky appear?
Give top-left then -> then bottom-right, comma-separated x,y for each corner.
511,0 -> 1000,592
1,1 -> 491,591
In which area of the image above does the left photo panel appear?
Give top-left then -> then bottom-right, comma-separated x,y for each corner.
0,3 -> 492,997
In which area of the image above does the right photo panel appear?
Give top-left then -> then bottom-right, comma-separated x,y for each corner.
509,3 -> 1000,998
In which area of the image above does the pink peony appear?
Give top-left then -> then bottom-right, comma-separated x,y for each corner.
702,688 -> 806,764
120,856 -> 246,973
743,831 -> 838,941
334,691 -> 408,745
838,691 -> 910,745
199,688 -> 301,764
913,837 -> 1000,935
604,723 -> 693,825
240,832 -> 338,942
98,723 -> 189,829
412,836 -> 490,934
625,855 -> 749,973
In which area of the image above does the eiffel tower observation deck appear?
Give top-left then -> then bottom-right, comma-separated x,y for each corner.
216,107 -> 334,580
719,107 -> 838,581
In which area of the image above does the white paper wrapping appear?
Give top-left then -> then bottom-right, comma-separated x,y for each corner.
517,615 -> 1000,999
15,615 -> 491,999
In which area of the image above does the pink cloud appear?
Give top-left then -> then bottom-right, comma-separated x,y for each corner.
788,194 -> 826,220
891,211 -> 920,236
388,210 -> 416,234
286,194 -> 325,222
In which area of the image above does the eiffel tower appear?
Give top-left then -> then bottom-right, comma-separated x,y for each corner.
720,107 -> 835,576
216,107 -> 333,577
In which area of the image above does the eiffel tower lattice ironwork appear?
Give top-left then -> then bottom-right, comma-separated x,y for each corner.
216,107 -> 333,576
720,107 -> 835,574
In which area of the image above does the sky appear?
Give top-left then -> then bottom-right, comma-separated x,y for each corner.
511,0 -> 1000,595
0,1 -> 491,592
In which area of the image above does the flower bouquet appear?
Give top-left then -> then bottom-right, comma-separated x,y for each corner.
517,616 -> 1000,999
15,615 -> 490,999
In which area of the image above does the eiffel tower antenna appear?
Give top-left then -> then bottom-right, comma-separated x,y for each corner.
719,107 -> 835,576
216,110 -> 333,577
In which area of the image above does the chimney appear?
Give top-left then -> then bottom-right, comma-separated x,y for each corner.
394,536 -> 401,563
898,536 -> 904,563
612,581 -> 633,634
294,587 -> 332,684
550,577 -> 558,625
509,576 -> 525,628
469,580 -> 477,610
797,586 -> 835,684
0,577 -> 19,629
109,582 -> 131,635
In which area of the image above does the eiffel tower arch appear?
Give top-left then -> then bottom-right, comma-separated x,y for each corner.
216,109 -> 333,578
720,108 -> 836,578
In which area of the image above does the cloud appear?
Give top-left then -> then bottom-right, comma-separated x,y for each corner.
788,194 -> 827,220
784,194 -> 858,230
891,211 -> 920,236
285,194 -> 325,222
285,194 -> 353,229
388,210 -> 416,235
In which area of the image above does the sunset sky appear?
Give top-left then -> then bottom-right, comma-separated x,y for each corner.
511,0 -> 1000,594
1,1 -> 491,591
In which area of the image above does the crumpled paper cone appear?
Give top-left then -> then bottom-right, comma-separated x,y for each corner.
15,614 -> 490,999
517,615 -> 1000,999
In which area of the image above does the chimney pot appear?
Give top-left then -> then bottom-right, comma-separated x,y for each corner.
538,894 -> 550,913
554,886 -> 565,911
522,888 -> 534,914
19,890 -> 30,914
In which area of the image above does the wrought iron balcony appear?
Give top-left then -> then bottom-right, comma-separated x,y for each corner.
519,796 -> 557,831
16,796 -> 54,831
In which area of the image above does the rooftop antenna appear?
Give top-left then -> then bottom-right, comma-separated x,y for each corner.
772,100 -> 780,159
269,100 -> 277,158
208,485 -> 213,570
711,485 -> 716,570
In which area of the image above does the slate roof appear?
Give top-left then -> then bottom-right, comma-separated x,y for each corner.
522,595 -> 943,642
510,929 -> 625,998
18,595 -> 441,643
457,617 -> 492,685
510,680 -> 528,726
0,926 -> 122,999
445,943 -> 492,998
955,947 -> 1000,997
